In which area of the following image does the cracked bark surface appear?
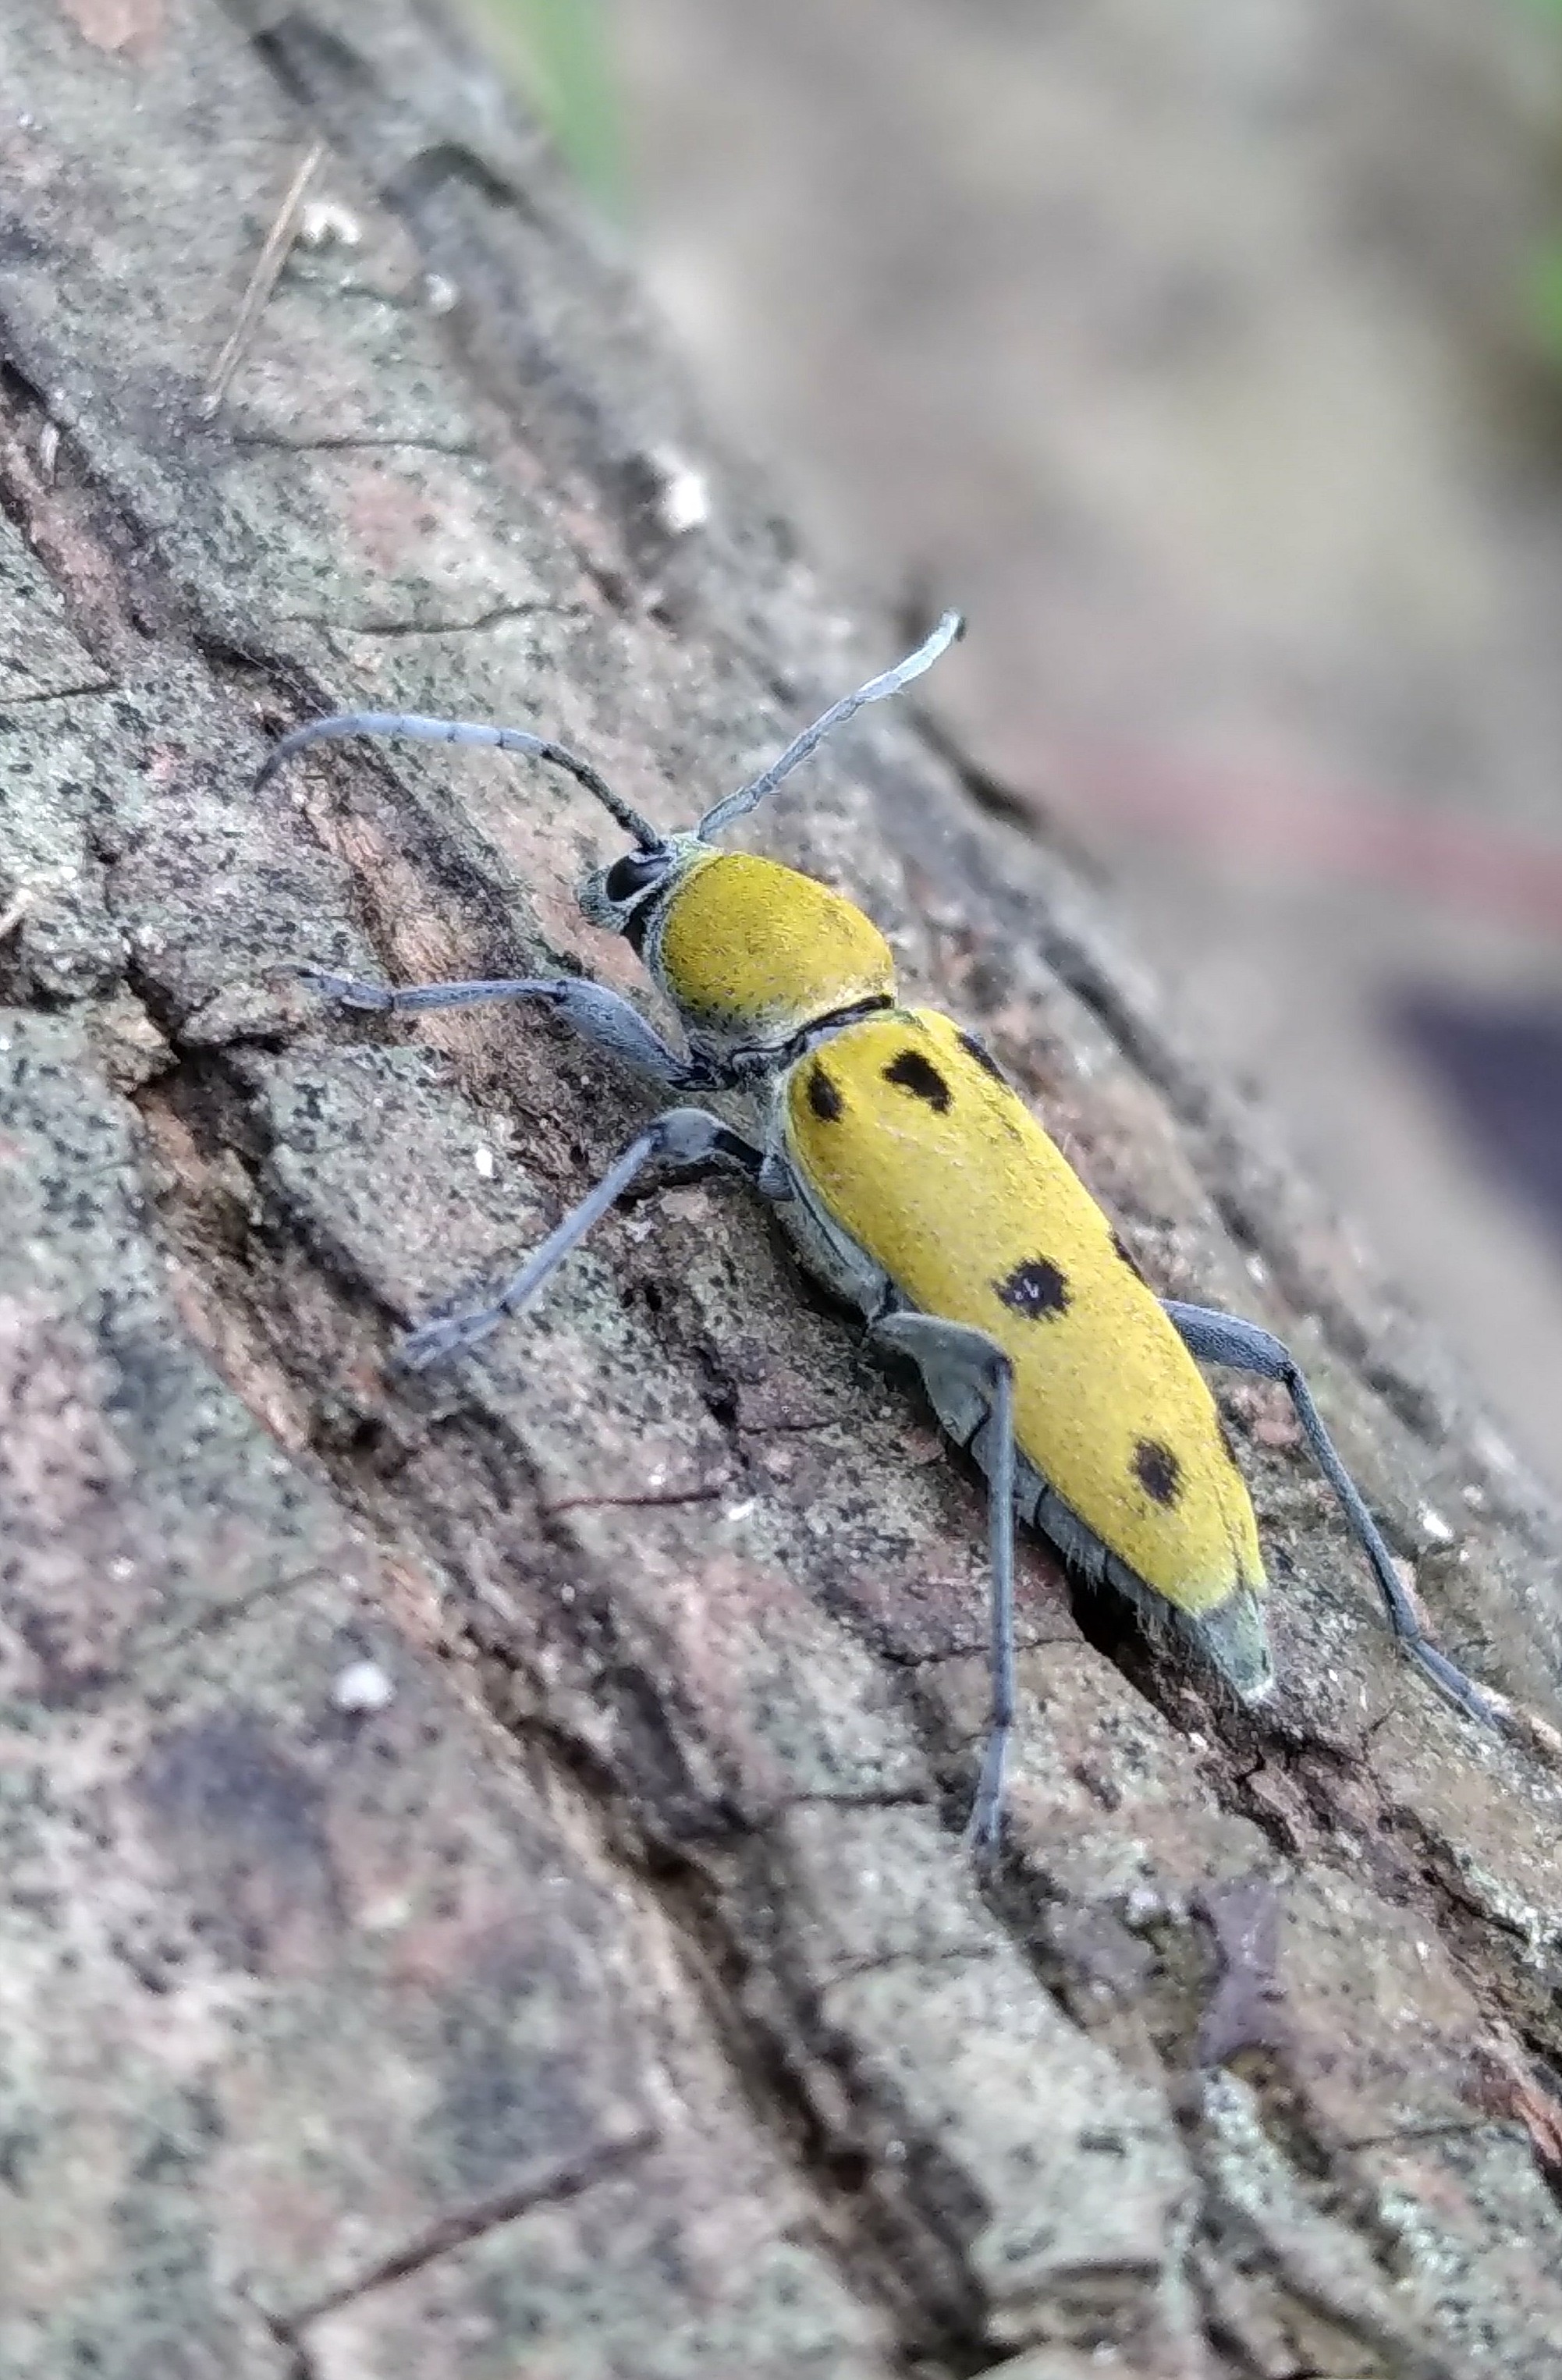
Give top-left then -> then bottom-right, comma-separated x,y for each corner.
2,4 -> 1562,2375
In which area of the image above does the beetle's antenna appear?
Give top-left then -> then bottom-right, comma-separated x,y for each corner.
695,608 -> 964,841
254,711 -> 663,850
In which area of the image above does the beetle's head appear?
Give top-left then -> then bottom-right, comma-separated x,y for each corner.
576,832 -> 696,944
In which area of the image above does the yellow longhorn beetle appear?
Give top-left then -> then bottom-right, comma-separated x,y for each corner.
260,615 -> 1498,1849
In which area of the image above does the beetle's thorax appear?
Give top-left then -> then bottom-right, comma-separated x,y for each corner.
589,839 -> 899,1064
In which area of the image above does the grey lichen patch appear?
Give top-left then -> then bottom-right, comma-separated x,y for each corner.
1276,1867 -> 1487,2144
0,502 -> 115,705
991,2356 -> 1167,2380
0,1290 -> 164,1703
1196,2072 -> 1481,2380
0,686 -> 137,1002
88,988 -> 175,1092
0,2208 -> 293,2380
254,1041 -> 556,1307
0,1013 -> 366,1677
197,446 -> 562,647
0,1584 -> 655,2357
1354,2122 -> 1562,2378
765,1802 -> 997,1992
112,762 -> 375,1030
1362,1715 -> 1562,1985
218,251 -> 484,455
300,2198 -> 893,2380
584,1538 -> 932,1815
819,1956 -> 1193,2351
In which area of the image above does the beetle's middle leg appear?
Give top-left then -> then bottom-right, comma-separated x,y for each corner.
870,1311 -> 1017,1856
399,1108 -> 767,1370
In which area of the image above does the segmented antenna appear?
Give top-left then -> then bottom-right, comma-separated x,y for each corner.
696,609 -> 964,841
254,711 -> 663,851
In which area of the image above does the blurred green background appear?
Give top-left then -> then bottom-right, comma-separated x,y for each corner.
471,0 -> 1562,1502
465,0 -> 621,213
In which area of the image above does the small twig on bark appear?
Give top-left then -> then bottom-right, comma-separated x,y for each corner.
199,139 -> 326,421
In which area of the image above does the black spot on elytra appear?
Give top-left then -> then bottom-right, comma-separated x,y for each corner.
882,1048 -> 951,1112
807,1064 -> 843,1122
1133,1438 -> 1182,1507
996,1257 -> 1071,1319
1110,1229 -> 1148,1284
958,1029 -> 1006,1082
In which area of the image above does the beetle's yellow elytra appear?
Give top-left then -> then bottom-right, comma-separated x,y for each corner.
785,1006 -> 1266,1616
654,849 -> 896,1046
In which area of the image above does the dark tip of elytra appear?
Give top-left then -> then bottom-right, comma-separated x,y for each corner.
882,1048 -> 951,1112
957,1029 -> 1006,1083
807,1064 -> 843,1122
1133,1437 -> 1182,1507
995,1256 -> 1071,1319
1110,1229 -> 1148,1283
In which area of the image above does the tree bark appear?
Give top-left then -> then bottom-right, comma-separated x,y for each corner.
2,4 -> 1562,2374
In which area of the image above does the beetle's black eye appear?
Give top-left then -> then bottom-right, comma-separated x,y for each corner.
603,849 -> 669,904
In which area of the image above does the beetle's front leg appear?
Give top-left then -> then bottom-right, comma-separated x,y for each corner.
293,966 -> 726,1091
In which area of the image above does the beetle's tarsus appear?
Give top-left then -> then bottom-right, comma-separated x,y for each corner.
1402,1636 -> 1504,1732
964,1736 -> 1009,1861
396,1308 -> 503,1370
293,964 -> 397,1011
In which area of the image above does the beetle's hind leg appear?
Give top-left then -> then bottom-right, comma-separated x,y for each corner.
869,1311 -> 1017,1856
399,1108 -> 766,1370
293,966 -> 722,1091
1164,1301 -> 1501,1729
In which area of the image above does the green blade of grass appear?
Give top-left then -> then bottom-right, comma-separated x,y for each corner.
470,0 -> 623,215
